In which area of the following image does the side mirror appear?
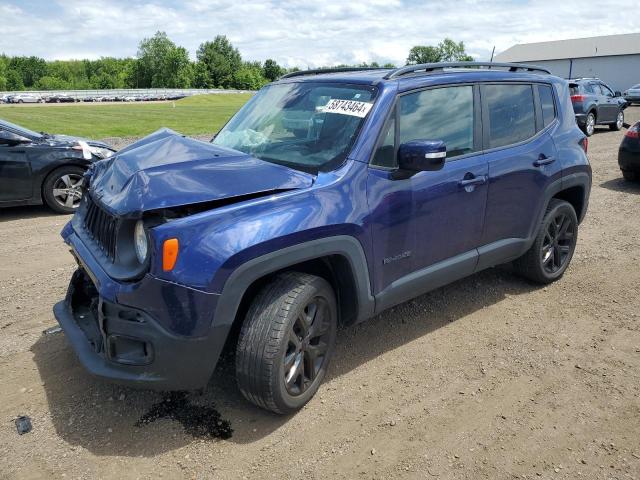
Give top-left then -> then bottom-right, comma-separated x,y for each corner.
615,91 -> 622,97
398,140 -> 446,172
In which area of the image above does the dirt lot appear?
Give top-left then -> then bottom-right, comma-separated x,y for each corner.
1,108 -> 640,480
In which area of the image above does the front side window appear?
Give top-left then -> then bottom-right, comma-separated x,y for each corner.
398,86 -> 475,159
485,84 -> 536,149
538,84 -> 556,128
600,83 -> 614,97
212,82 -> 377,173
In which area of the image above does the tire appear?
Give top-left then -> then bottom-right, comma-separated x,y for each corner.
582,111 -> 595,136
18,99 -> 23,104
42,165 -> 86,214
513,199 -> 578,284
236,272 -> 337,414
622,170 -> 639,182
610,110 -> 624,131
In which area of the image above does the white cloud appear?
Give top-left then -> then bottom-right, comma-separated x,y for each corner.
0,0 -> 637,67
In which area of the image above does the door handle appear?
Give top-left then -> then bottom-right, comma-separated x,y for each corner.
458,175 -> 487,187
534,155 -> 555,167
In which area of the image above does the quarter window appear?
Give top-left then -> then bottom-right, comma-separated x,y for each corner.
485,84 -> 536,149
538,85 -> 556,127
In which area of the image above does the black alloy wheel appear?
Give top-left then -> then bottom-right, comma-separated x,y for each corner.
540,211 -> 575,275
283,296 -> 333,396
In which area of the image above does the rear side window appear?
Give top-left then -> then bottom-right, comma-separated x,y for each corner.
583,83 -> 595,94
398,86 -> 475,159
538,85 -> 556,127
485,84 -> 536,149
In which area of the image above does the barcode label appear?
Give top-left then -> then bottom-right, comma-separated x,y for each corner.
321,99 -> 373,118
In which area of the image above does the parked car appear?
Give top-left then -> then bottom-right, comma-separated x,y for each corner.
0,119 -> 115,213
569,78 -> 627,136
0,94 -> 13,104
53,62 -> 591,414
623,84 -> 640,105
618,121 -> 640,181
44,93 -> 75,103
9,93 -> 43,104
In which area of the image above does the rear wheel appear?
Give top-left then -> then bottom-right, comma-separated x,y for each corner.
236,272 -> 337,414
42,166 -> 85,214
610,110 -> 624,131
583,112 -> 596,136
514,199 -> 578,284
622,170 -> 639,182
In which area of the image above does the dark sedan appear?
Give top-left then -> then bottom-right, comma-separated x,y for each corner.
619,121 -> 640,182
623,84 -> 640,105
0,119 -> 116,214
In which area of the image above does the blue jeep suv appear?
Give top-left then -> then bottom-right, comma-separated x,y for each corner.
54,62 -> 591,414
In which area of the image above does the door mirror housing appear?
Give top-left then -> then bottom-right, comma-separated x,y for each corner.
614,91 -> 622,97
397,140 -> 446,172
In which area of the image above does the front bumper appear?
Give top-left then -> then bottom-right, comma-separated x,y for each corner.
53,228 -> 227,391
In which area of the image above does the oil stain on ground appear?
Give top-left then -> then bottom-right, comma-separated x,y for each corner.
136,391 -> 233,439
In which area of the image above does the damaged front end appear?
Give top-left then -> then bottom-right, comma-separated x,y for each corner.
54,128 -> 314,389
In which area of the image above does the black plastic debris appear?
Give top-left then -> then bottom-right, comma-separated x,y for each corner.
136,391 -> 232,439
15,416 -> 32,435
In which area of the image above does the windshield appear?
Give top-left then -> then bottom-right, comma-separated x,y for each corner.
212,82 -> 377,173
0,119 -> 43,139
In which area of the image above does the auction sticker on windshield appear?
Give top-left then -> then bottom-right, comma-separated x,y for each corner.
322,99 -> 373,118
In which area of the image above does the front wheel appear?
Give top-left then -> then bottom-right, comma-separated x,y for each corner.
42,166 -> 86,214
610,110 -> 624,131
236,272 -> 337,414
622,170 -> 639,182
513,199 -> 578,284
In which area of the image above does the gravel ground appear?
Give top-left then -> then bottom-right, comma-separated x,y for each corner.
1,108 -> 639,480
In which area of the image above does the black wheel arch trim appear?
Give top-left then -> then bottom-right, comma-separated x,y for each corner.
213,235 -> 376,330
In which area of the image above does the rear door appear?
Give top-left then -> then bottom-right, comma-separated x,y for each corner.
478,82 -> 561,269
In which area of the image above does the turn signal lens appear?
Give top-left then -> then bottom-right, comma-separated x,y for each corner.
162,238 -> 179,271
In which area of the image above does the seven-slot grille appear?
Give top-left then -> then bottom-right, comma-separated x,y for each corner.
84,197 -> 118,261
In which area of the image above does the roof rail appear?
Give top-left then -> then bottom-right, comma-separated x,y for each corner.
383,62 -> 551,79
280,67 -> 387,79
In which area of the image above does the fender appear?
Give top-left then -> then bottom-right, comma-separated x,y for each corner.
213,235 -> 376,331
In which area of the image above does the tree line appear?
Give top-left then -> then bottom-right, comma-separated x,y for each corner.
0,33 -> 472,92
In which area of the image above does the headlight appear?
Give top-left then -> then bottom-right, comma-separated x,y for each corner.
88,145 -> 115,159
134,220 -> 148,264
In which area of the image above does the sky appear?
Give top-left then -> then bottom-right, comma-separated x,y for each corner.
1,0 -> 638,68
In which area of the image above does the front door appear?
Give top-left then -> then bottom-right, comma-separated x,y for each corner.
0,130 -> 32,202
367,84 -> 487,305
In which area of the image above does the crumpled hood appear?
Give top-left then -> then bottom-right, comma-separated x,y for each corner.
88,128 -> 314,217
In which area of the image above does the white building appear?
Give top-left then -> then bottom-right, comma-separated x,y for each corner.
495,33 -> 640,92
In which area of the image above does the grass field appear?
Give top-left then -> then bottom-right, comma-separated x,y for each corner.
0,93 -> 253,138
